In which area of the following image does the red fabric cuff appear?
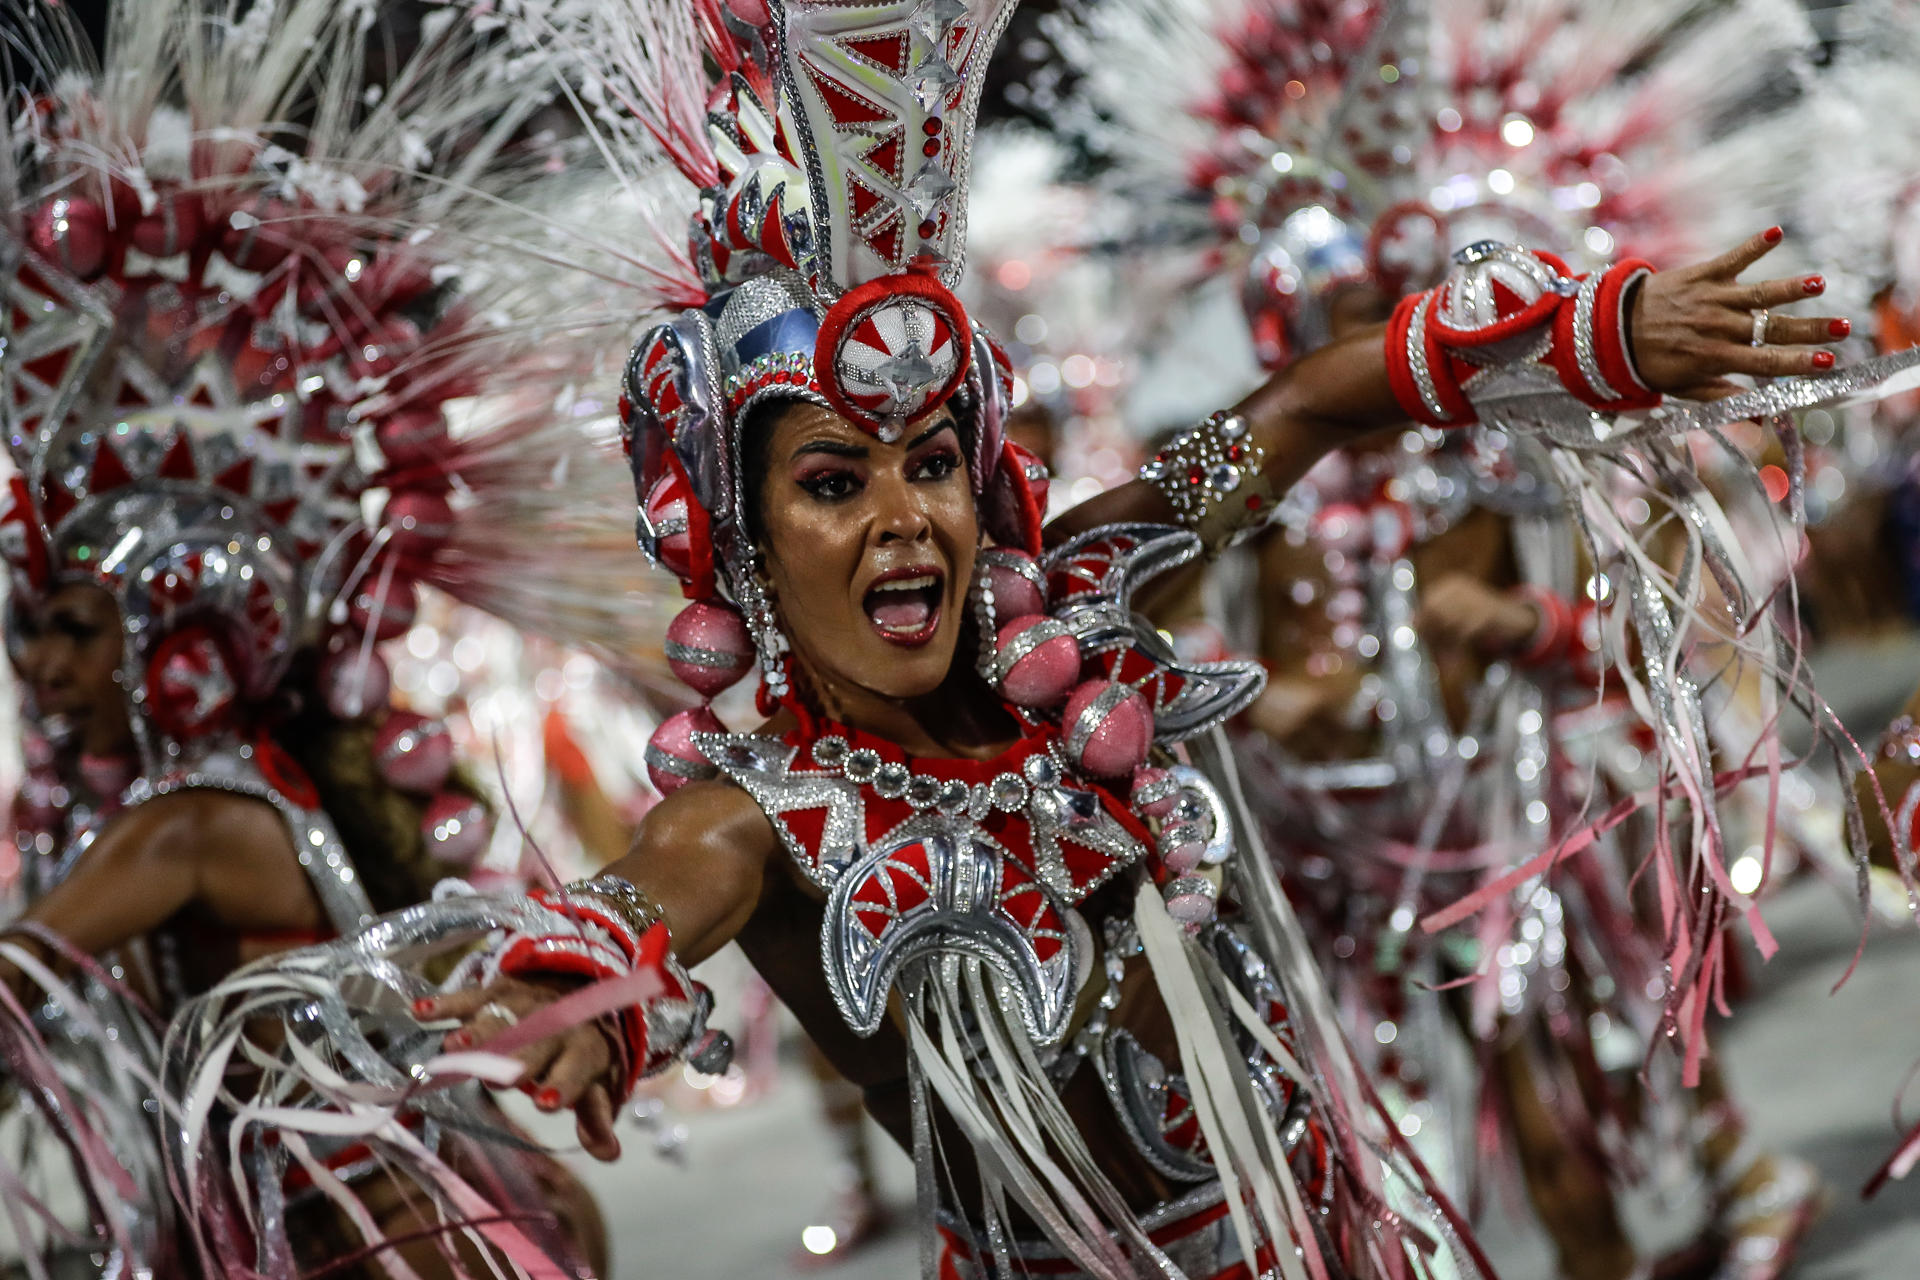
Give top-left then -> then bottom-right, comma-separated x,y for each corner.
1385,292 -> 1473,427
1593,261 -> 1658,404
1512,585 -> 1573,667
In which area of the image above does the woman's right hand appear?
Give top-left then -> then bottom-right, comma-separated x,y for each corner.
417,979 -> 625,1161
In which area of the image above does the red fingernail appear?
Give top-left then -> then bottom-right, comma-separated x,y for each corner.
1813,350 -> 1835,370
1828,318 -> 1851,338
1803,275 -> 1825,294
1763,226 -> 1784,244
444,1030 -> 470,1050
537,1087 -> 562,1110
413,998 -> 436,1016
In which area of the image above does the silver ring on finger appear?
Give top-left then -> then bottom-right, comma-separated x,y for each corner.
478,1001 -> 518,1028
1750,308 -> 1769,347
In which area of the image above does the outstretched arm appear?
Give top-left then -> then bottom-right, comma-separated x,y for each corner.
1046,230 -> 1845,547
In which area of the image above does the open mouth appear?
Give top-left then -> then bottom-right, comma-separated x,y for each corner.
862,566 -> 945,647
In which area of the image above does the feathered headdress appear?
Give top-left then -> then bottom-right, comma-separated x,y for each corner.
0,0 -> 670,818
1051,0 -> 1822,368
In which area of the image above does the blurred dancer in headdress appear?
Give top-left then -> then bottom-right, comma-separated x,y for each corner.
1046,1 -> 1879,1275
0,0 -> 688,1272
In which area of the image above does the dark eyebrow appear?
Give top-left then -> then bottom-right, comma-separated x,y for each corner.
906,420 -> 957,451
791,438 -> 868,460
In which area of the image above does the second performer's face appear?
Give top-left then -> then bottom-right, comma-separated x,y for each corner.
755,400 -> 978,704
13,583 -> 135,758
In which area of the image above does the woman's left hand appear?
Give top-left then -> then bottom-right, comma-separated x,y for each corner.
1629,228 -> 1850,400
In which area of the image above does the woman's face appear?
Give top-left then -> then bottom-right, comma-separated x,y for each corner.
755,400 -> 978,703
13,583 -> 135,757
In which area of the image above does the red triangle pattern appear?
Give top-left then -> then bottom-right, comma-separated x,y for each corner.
839,31 -> 910,74
214,458 -> 255,495
867,219 -> 904,269
848,177 -> 886,222
157,434 -> 197,480
782,804 -> 829,856
1057,836 -> 1118,893
803,61 -> 892,129
89,442 -> 134,493
862,135 -> 904,184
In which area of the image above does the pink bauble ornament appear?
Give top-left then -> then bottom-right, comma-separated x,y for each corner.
1310,501 -> 1369,555
992,615 -> 1079,708
348,570 -> 417,640
666,602 -> 754,697
1130,766 -> 1179,818
980,548 -> 1046,620
375,408 -> 449,469
375,711 -> 454,793
422,792 -> 491,867
1159,822 -> 1207,876
319,646 -> 391,719
130,192 -> 206,258
646,706 -> 725,795
385,490 -> 455,557
1164,875 -> 1217,927
1063,680 -> 1152,777
30,198 -> 110,280
643,472 -> 696,581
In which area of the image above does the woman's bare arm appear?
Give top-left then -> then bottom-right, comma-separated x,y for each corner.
1047,231 -> 1846,547
3,789 -> 322,991
1044,322 -> 1399,547
594,778 -> 780,966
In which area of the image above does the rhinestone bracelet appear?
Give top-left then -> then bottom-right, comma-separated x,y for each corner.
566,874 -> 668,943
1138,411 -> 1276,557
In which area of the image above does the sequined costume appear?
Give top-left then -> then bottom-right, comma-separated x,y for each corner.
155,2 -> 1920,1278
0,1 -> 665,1272
1046,0 -> 1911,1273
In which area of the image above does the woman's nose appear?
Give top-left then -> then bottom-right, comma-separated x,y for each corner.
873,480 -> 931,543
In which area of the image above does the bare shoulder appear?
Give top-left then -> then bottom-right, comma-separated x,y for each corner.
631,778 -> 778,872
111,785 -> 294,861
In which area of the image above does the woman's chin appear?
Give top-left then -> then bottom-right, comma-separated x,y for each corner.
833,629 -> 960,702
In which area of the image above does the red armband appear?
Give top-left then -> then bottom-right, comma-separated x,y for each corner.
1511,585 -> 1573,667
1383,244 -> 1663,429
491,877 -> 728,1102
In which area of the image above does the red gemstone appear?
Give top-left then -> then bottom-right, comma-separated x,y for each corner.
923,118 -> 943,135
1245,494 -> 1264,511
923,139 -> 941,157
918,219 -> 938,238
1187,465 -> 1205,485
1227,443 -> 1244,460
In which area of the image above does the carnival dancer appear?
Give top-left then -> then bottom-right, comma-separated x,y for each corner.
0,0 -> 678,1273
167,1 -> 1913,1277
1042,1 -> 1865,1276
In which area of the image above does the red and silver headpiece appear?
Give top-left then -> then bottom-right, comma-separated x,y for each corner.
599,0 -> 1047,785
620,0 -> 1044,607
1,0 -> 654,792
